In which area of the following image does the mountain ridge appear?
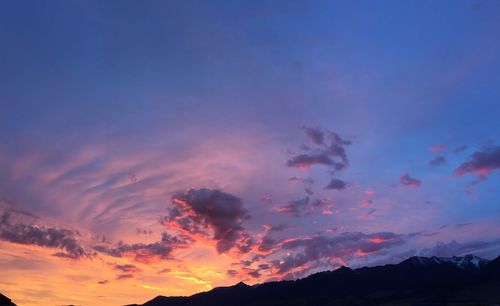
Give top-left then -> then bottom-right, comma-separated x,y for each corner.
0,293 -> 16,306
132,254 -> 500,306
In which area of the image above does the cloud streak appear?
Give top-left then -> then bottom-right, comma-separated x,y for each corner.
0,211 -> 88,259
93,232 -> 191,262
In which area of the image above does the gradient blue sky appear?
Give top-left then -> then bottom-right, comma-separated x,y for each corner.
1,1 -> 500,305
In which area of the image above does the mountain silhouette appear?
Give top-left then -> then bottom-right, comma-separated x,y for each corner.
131,254 -> 500,306
0,293 -> 16,306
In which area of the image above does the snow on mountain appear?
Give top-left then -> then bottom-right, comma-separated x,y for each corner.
405,254 -> 489,269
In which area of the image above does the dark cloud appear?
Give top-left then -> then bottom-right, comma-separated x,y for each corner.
93,232 -> 191,262
399,173 -> 422,188
114,264 -> 141,273
246,268 -> 261,278
258,236 -> 277,253
0,211 -> 88,259
258,225 -> 288,253
454,146 -> 500,177
286,128 -> 351,172
275,197 -> 310,217
429,156 -> 446,166
226,269 -> 238,276
325,178 -> 347,190
97,280 -> 109,285
273,232 -> 406,274
166,188 -> 253,254
116,274 -> 134,280
303,127 -> 325,145
286,153 -> 339,169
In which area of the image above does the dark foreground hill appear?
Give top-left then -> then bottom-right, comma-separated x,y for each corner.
132,254 -> 500,306
0,293 -> 16,306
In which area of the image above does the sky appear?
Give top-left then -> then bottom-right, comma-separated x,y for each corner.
1,0 -> 500,305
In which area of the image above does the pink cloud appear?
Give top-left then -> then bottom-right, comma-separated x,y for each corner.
428,145 -> 446,153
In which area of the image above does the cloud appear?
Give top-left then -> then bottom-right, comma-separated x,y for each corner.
364,188 -> 376,196
264,224 -> 287,232
286,127 -> 351,172
116,274 -> 134,280
454,146 -> 500,177
361,199 -> 373,207
93,232 -> 191,262
288,177 -> 315,195
399,173 -> 422,188
325,178 -> 347,190
275,197 -> 310,217
288,177 -> 314,184
274,197 -> 333,218
136,228 -> 153,235
157,268 -> 171,274
429,145 -> 446,152
303,127 -> 325,145
429,156 -> 446,166
453,145 -> 468,154
165,188 -> 254,254
258,224 -> 289,253
258,236 -> 278,253
273,232 -> 406,275
0,211 -> 88,259
114,264 -> 141,273
286,153 -> 339,170
245,268 -> 261,278
226,269 -> 239,276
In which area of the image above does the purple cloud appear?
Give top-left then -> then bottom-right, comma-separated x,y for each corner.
304,127 -> 325,145
399,173 -> 422,188
454,146 -> 500,177
93,232 -> 191,262
286,127 -> 351,172
273,232 -> 406,275
326,178 -> 347,190
275,197 -> 310,217
0,211 -> 88,259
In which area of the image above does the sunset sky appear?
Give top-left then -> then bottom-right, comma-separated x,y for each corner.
1,1 -> 500,305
